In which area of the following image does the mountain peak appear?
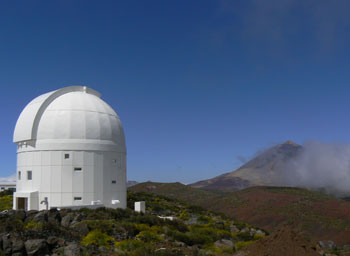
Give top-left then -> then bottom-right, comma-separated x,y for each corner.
282,140 -> 298,146
191,140 -> 302,191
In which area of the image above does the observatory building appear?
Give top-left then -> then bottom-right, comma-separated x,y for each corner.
13,86 -> 126,211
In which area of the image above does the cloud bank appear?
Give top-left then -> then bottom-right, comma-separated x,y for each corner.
285,141 -> 350,195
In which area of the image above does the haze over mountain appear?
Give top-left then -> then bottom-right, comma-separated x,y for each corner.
191,140 -> 350,197
191,140 -> 302,191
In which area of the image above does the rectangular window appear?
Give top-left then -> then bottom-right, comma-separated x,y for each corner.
74,167 -> 82,172
112,180 -> 116,184
74,197 -> 82,201
18,171 -> 21,180
64,154 -> 70,159
27,171 -> 32,180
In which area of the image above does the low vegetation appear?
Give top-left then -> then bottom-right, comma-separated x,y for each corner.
0,190 -> 265,255
130,182 -> 350,246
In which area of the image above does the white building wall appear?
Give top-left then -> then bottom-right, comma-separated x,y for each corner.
15,149 -> 126,210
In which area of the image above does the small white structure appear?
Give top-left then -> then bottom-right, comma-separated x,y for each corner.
134,201 -> 146,213
0,182 -> 16,192
13,86 -> 127,211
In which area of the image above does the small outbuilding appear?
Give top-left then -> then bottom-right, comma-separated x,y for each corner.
13,86 -> 127,210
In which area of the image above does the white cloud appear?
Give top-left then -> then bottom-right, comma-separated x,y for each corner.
0,174 -> 16,183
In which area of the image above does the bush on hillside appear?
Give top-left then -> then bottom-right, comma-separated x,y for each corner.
0,195 -> 12,211
81,229 -> 114,248
136,230 -> 163,242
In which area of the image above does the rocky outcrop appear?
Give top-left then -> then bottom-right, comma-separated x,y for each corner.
0,209 -> 119,255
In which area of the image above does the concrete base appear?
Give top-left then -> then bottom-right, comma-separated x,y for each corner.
13,191 -> 39,211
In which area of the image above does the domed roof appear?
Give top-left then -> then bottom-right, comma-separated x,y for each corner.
13,86 -> 125,150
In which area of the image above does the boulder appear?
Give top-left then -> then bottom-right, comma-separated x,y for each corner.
47,236 -> 59,246
48,209 -> 61,223
2,234 -> 12,254
12,239 -> 25,253
25,239 -> 49,255
230,225 -> 240,233
33,211 -> 48,223
241,227 -> 250,233
70,214 -> 83,226
318,240 -> 336,251
12,253 -> 24,256
61,213 -> 74,228
6,210 -> 17,217
14,210 -> 26,221
25,210 -> 39,221
214,239 -> 234,248
255,230 -> 265,236
63,243 -> 83,256
71,222 -> 89,236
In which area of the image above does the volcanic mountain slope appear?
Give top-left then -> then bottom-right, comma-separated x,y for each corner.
129,182 -> 350,246
191,140 -> 302,191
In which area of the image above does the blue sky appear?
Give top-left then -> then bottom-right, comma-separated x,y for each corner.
1,0 -> 350,183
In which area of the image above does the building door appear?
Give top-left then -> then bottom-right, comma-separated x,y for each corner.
17,198 -> 27,211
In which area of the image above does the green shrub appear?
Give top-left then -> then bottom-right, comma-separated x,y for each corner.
170,230 -> 212,246
186,231 -> 212,245
179,210 -> 190,221
82,207 -> 134,221
130,214 -> 163,226
136,230 -> 163,242
0,217 -> 24,232
81,229 -> 114,248
253,234 -> 265,240
134,223 -> 150,232
236,232 -> 254,241
0,195 -> 12,211
165,220 -> 188,233
24,221 -> 43,230
197,215 -> 211,224
234,222 -> 248,230
204,244 -> 234,254
215,229 -> 232,239
115,239 -> 146,251
79,219 -> 117,234
119,222 -> 140,237
235,241 -> 254,251
153,249 -> 186,256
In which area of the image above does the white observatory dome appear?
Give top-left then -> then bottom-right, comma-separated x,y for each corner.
13,86 -> 125,151
13,86 -> 127,211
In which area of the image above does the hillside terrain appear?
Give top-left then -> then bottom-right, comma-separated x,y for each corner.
0,190 -> 269,255
191,140 -> 301,191
130,182 -> 350,246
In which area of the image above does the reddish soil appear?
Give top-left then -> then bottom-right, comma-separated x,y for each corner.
206,187 -> 350,245
241,227 -> 320,256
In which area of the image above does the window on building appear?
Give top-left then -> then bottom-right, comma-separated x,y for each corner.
74,167 -> 82,172
64,153 -> 70,159
18,171 -> 21,180
74,197 -> 82,200
27,171 -> 32,180
112,180 -> 116,184
1,187 -> 4,190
